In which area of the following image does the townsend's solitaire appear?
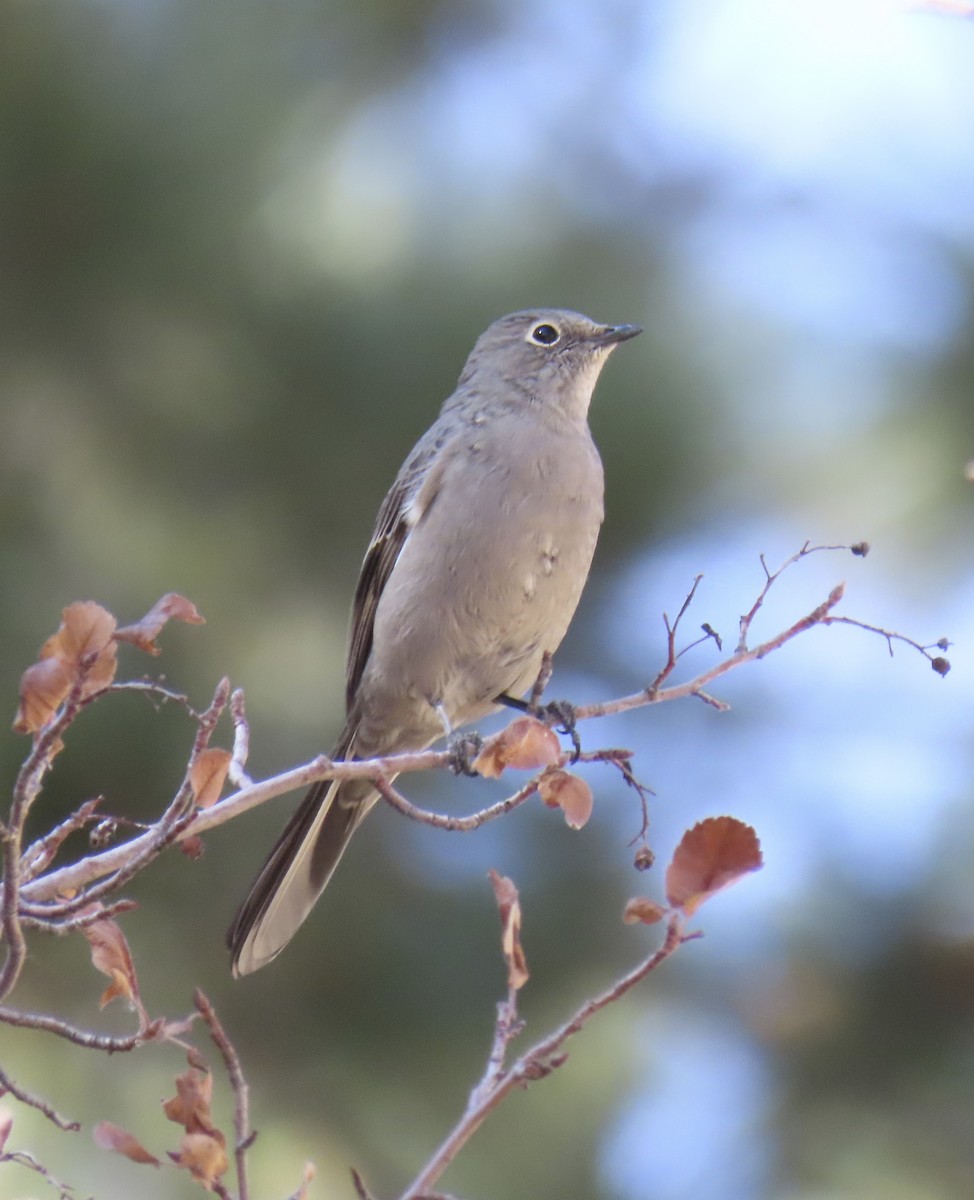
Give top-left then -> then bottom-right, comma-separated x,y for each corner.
228,308 -> 641,975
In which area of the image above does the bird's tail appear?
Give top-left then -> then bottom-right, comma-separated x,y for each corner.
228,738 -> 377,976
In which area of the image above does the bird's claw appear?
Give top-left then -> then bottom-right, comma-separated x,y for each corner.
448,730 -> 484,776
536,699 -> 581,763
495,692 -> 582,762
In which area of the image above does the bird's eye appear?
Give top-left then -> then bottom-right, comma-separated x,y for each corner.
530,323 -> 560,346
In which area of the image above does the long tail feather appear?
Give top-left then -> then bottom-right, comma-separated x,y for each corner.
228,754 -> 376,975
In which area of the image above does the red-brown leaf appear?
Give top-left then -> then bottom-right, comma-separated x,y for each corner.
13,602 -> 119,732
537,768 -> 594,829
115,593 -> 205,656
163,1066 -> 217,1135
13,657 -> 73,733
169,1130 -> 228,1189
665,817 -> 763,916
82,913 -> 142,1011
488,869 -> 529,990
473,716 -> 561,778
43,601 -> 117,666
93,1120 -> 161,1166
189,748 -> 231,809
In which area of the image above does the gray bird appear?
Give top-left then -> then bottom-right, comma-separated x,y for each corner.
228,308 -> 641,975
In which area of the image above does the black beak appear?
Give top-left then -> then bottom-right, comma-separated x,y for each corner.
594,323 -> 643,346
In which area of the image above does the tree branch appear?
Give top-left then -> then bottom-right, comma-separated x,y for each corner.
401,915 -> 693,1198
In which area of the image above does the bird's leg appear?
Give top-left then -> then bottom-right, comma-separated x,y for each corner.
494,693 -> 582,764
435,703 -> 484,777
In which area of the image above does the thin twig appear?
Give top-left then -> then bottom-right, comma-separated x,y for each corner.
194,989 -> 253,1200
20,798 -> 103,883
822,614 -> 951,670
18,678 -> 231,915
0,1004 -> 160,1051
374,775 -> 543,831
0,1064 -> 81,1131
468,988 -> 522,1110
2,659 -> 103,1000
110,678 -> 199,716
351,1168 -> 379,1200
0,1146 -> 79,1199
229,689 -> 254,789
189,677 -> 231,763
649,573 -> 705,694
401,916 -> 691,1198
579,584 -> 846,721
736,541 -> 862,652
20,898 -> 138,933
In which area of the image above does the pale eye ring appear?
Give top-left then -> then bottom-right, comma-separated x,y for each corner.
530,323 -> 560,346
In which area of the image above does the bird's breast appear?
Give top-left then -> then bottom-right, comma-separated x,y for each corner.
358,417 -> 604,745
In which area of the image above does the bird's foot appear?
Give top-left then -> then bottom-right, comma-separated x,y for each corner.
537,699 -> 581,763
448,729 -> 484,776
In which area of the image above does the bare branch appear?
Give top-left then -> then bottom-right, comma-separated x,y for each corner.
2,657 -> 107,1000
0,1064 -> 81,1132
736,540 -> 865,652
401,915 -> 692,1198
189,677 -> 231,763
194,989 -> 253,1200
0,1004 -> 159,1051
110,678 -> 199,715
229,688 -> 254,789
823,614 -> 951,673
351,1168 -> 380,1200
20,798 -> 103,883
579,583 -> 847,721
20,898 -> 138,934
0,1144 -> 79,1200
374,774 -> 542,831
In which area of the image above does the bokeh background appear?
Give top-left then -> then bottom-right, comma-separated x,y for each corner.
2,1 -> 973,1197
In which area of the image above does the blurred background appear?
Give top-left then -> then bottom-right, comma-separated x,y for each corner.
2,0 -> 973,1197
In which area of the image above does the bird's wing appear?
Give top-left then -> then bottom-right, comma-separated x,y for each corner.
344,426 -> 457,710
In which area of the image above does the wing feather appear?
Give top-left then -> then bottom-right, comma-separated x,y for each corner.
344,424 -> 456,710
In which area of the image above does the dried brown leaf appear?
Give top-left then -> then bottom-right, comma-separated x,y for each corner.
43,601 -> 117,665
14,602 -> 120,732
163,1066 -> 217,1135
44,601 -> 118,697
93,1120 -> 161,1166
622,896 -> 669,926
115,592 -> 205,656
13,657 -> 73,733
81,639 -> 118,696
537,768 -> 594,829
99,967 -> 135,1010
665,817 -> 763,917
169,1130 -> 228,1189
189,748 -> 231,808
473,716 -> 560,778
82,914 -> 142,1012
488,868 -> 529,990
